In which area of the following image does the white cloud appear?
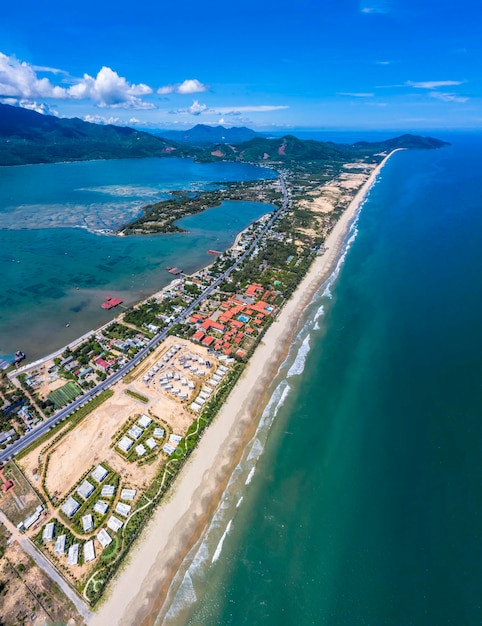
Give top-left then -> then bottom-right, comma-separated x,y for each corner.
375,60 -> 391,65
68,66 -> 154,109
188,100 -> 208,115
214,105 -> 289,114
0,52 -> 154,110
0,52 -> 67,98
83,114 -> 121,125
429,91 -> 469,103
177,79 -> 207,94
32,65 -> 67,75
360,1 -> 391,14
407,80 -> 463,89
17,100 -> 59,115
157,78 -> 208,95
337,92 -> 374,97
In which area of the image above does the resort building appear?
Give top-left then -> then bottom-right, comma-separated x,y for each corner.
77,480 -> 95,500
97,528 -> 112,548
135,444 -> 147,457
42,522 -> 55,542
68,544 -> 79,566
82,514 -> 94,533
115,502 -> 131,518
107,515 -> 123,533
153,427 -> 165,439
91,464 -> 108,483
101,484 -> 115,498
94,500 -> 109,515
163,443 -> 176,455
84,540 -> 96,563
146,437 -> 157,450
118,435 -> 134,453
54,534 -> 66,554
62,496 -> 80,518
128,425 -> 143,440
138,414 -> 152,428
120,488 -> 136,501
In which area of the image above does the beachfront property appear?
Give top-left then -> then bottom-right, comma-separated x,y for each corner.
42,522 -> 55,542
97,528 -> 112,549
135,444 -> 147,457
163,443 -> 176,455
61,497 -> 80,518
101,484 -> 115,497
107,515 -> 123,533
120,488 -> 136,501
91,464 -> 108,483
94,500 -> 109,515
77,480 -> 95,500
68,543 -> 79,566
118,435 -> 134,453
82,514 -> 94,533
153,427 -> 165,438
84,540 -> 96,563
146,437 -> 157,450
128,425 -> 143,440
54,534 -> 66,554
138,414 -> 152,428
115,502 -> 131,517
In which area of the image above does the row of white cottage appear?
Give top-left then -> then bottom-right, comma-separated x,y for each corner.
117,414 -> 164,458
190,364 -> 229,413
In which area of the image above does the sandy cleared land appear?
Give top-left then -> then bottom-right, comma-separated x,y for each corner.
89,151 -> 398,626
20,337 -> 219,501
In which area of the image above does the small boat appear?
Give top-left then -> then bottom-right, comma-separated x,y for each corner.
208,250 -> 221,255
66,322 -> 71,328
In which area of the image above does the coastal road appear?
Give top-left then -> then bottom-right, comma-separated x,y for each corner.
0,176 -> 289,464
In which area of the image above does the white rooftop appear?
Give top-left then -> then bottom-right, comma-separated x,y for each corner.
62,496 -> 80,518
118,435 -> 134,453
91,464 -> 108,483
138,414 -> 152,428
128,425 -> 143,440
97,528 -> 112,548
153,427 -> 165,439
120,488 -> 136,501
163,443 -> 176,455
101,484 -> 115,497
146,437 -> 157,450
83,540 -> 96,563
42,522 -> 55,542
68,543 -> 79,566
94,500 -> 109,515
54,534 -> 66,554
77,480 -> 95,500
115,502 -> 131,517
169,434 -> 182,445
107,515 -> 123,533
82,514 -> 94,533
135,444 -> 147,457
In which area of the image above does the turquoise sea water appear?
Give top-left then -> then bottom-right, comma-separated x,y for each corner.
0,157 -> 275,361
160,136 -> 482,625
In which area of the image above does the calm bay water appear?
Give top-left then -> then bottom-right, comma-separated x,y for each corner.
0,157 -> 275,361
162,135 -> 482,625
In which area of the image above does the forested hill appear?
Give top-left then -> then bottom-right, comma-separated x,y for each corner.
156,124 -> 260,145
0,103 -> 182,166
0,103 -> 449,167
195,133 -> 450,163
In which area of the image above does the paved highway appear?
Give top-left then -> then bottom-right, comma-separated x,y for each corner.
0,177 -> 288,463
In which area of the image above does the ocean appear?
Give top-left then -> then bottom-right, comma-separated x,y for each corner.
0,157 -> 275,362
159,134 -> 482,625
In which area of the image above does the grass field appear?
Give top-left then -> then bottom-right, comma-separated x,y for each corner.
48,381 -> 82,409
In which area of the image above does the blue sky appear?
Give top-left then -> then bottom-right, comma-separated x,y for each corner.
0,0 -> 480,130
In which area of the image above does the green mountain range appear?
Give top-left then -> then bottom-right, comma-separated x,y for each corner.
0,103 -> 181,166
0,103 -> 449,167
155,124 -> 260,145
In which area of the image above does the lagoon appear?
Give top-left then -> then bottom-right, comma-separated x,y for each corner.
0,157 -> 275,361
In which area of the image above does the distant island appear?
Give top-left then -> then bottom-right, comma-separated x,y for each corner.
0,102 -> 449,168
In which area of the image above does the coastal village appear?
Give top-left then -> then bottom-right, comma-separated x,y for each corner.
0,153 -> 383,623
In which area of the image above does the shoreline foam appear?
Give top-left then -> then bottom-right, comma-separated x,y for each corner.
88,150 -> 399,626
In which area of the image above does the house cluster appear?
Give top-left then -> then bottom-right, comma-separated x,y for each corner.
117,414 -> 164,459
54,465 -> 139,567
189,283 -> 278,359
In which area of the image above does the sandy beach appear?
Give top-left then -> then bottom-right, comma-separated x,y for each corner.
88,151 -> 398,626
